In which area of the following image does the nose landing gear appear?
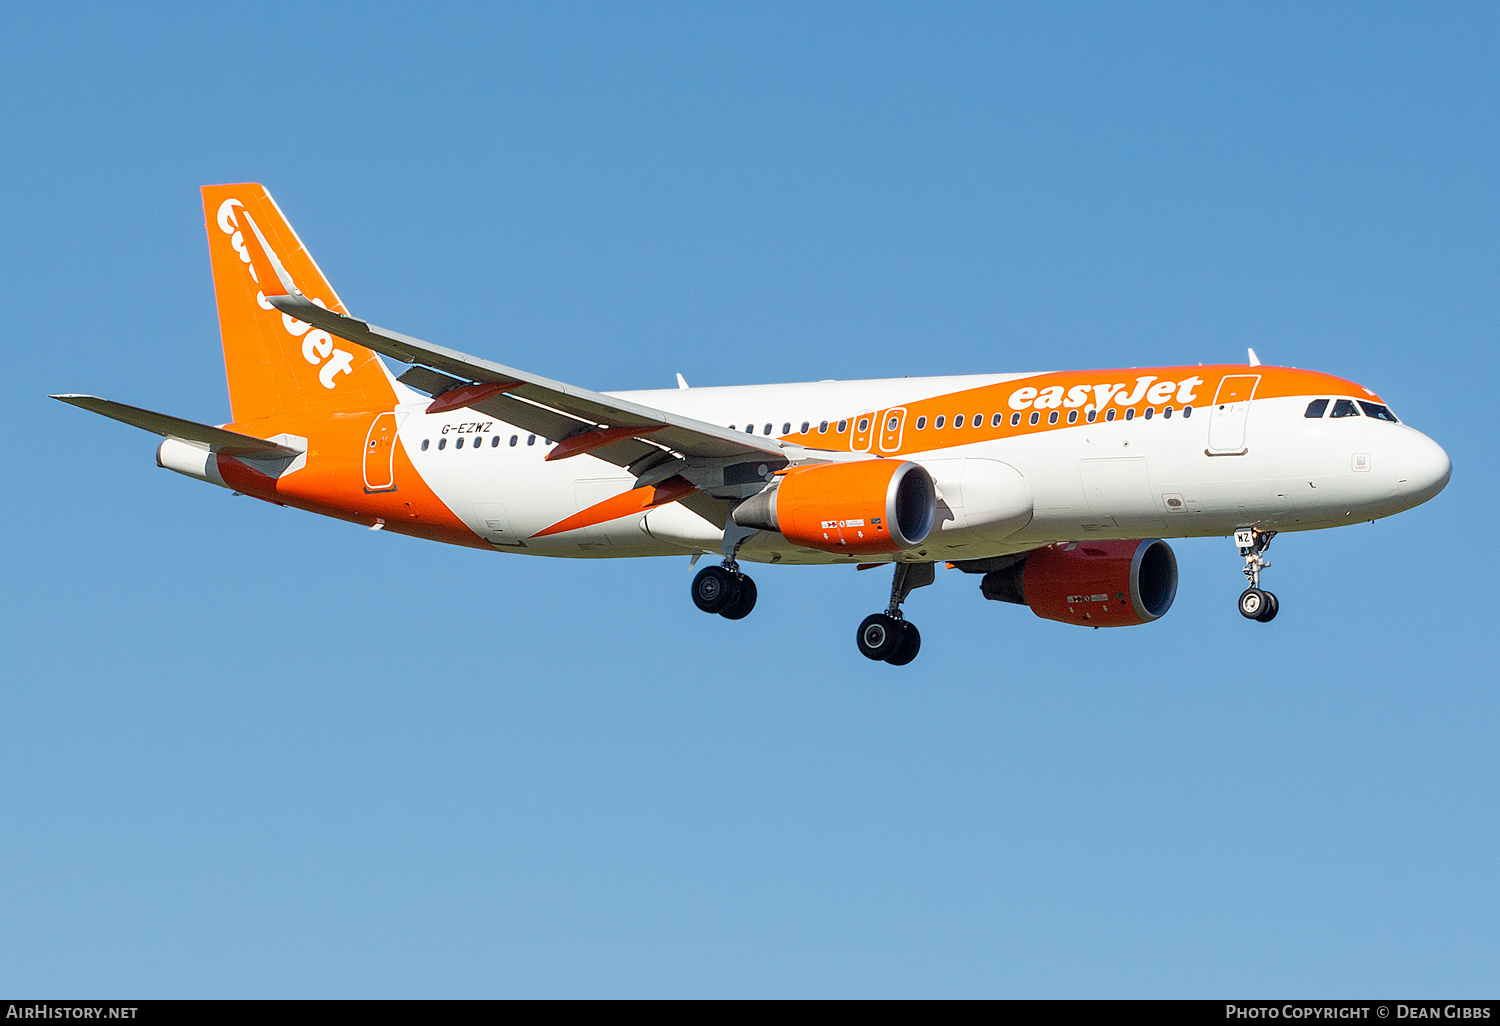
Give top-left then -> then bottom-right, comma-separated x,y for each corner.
856,561 -> 934,665
1234,528 -> 1279,622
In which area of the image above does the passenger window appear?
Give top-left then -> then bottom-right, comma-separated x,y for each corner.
819,421 -> 829,433
438,437 -> 446,450
1183,405 -> 1193,418
856,418 -> 868,433
953,415 -> 963,429
455,436 -> 464,448
783,422 -> 791,435
837,420 -> 848,432
728,425 -> 735,431
746,425 -> 755,434
1331,399 -> 1360,418
801,421 -> 810,433
1359,401 -> 1398,422
1304,399 -> 1329,418
1010,412 -> 1021,426
1124,408 -> 1135,421
527,434 -> 536,445
935,415 -> 945,429
421,439 -> 430,451
510,435 -> 518,446
1163,406 -> 1173,419
763,423 -> 772,435
916,416 -> 927,430
491,435 -> 500,447
886,416 -> 898,431
1028,411 -> 1040,425
1144,407 -> 1153,419
1067,410 -> 1077,424
1048,411 -> 1059,424
1106,409 -> 1116,422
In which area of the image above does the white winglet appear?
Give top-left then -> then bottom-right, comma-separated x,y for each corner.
1247,347 -> 1261,367
676,373 -> 689,390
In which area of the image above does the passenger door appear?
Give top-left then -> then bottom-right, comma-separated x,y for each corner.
1207,375 -> 1260,455
363,412 -> 399,492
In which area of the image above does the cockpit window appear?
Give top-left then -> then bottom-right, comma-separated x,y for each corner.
1330,399 -> 1361,418
1304,399 -> 1329,418
1358,401 -> 1398,423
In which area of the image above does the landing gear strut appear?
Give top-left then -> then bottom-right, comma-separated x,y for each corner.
691,526 -> 757,620
857,562 -> 934,666
1234,528 -> 1279,623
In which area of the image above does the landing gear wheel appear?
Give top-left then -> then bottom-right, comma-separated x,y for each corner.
692,565 -> 740,615
1255,591 -> 1279,623
885,621 -> 921,666
719,574 -> 757,620
856,613 -> 902,661
1238,587 -> 1270,620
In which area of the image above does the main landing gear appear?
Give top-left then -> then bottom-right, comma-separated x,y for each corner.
1234,527 -> 1279,623
857,562 -> 935,666
691,562 -> 757,620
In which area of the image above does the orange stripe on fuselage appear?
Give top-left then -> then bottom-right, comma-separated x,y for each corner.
220,409 -> 489,549
779,365 -> 1384,455
532,476 -> 698,538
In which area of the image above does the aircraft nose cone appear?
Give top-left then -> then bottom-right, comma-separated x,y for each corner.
1394,431 -> 1451,504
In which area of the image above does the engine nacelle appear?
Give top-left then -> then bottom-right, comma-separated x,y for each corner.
981,539 -> 1178,627
733,460 -> 936,555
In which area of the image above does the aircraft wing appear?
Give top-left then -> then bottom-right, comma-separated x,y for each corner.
269,292 -> 803,476
50,394 -> 304,459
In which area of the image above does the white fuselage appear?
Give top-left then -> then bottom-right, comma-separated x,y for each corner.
396,372 -> 1450,564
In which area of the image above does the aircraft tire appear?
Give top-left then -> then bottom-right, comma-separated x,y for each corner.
885,621 -> 921,666
1238,587 -> 1269,620
719,574 -> 757,620
856,613 -> 902,661
1255,591 -> 1279,623
692,565 -> 740,615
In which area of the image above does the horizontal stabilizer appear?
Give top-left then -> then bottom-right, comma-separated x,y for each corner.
50,394 -> 304,459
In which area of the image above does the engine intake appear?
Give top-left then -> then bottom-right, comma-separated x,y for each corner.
733,460 -> 936,555
981,539 -> 1178,627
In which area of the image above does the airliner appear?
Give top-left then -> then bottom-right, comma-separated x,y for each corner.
55,184 -> 1452,665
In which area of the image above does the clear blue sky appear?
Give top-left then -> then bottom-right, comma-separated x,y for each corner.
2,2 -> 1495,997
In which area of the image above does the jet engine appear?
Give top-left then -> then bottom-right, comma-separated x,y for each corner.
981,539 -> 1178,627
733,460 -> 936,555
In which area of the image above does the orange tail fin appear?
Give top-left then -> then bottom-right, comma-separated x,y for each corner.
201,184 -> 396,423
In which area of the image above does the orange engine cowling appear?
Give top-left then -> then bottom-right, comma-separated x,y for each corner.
980,539 -> 1178,626
732,460 -> 936,555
